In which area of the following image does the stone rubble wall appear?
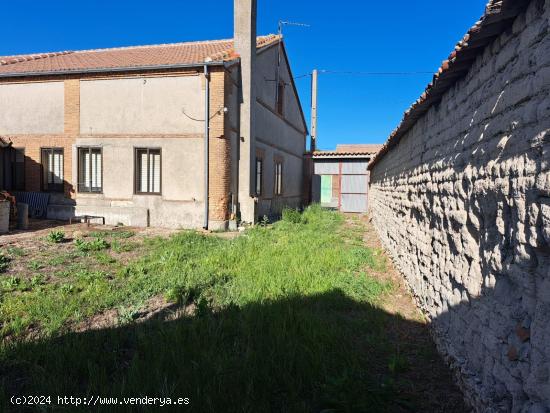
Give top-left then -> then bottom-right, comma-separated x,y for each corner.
368,1 -> 550,412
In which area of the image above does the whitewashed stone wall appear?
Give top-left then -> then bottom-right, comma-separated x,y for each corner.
369,1 -> 550,412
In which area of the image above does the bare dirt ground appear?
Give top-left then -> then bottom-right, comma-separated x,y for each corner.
347,214 -> 469,413
0,220 -> 176,282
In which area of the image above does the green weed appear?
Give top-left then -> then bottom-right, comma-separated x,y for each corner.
281,207 -> 306,224
1,276 -> 20,291
75,238 -> 109,252
7,247 -> 26,257
0,254 -> 9,273
46,230 -> 65,244
27,260 -> 44,271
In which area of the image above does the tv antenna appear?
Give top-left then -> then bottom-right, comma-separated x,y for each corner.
275,20 -> 310,104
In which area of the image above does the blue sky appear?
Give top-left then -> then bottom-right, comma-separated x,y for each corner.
1,0 -> 487,150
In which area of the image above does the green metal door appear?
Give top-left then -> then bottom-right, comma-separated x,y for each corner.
320,175 -> 332,204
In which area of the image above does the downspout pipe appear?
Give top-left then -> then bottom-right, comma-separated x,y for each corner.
203,64 -> 210,229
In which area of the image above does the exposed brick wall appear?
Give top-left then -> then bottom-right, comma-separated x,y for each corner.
64,79 -> 80,137
368,2 -> 550,411
207,68 -> 231,223
5,135 -> 75,198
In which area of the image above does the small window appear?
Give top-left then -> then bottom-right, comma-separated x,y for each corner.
11,148 -> 25,191
78,147 -> 103,193
135,148 -> 161,194
41,148 -> 64,192
255,157 -> 263,196
277,81 -> 285,116
274,161 -> 283,196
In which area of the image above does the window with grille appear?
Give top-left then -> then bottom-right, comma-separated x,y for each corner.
135,148 -> 161,194
78,147 -> 102,193
41,148 -> 64,192
255,157 -> 263,196
274,161 -> 283,196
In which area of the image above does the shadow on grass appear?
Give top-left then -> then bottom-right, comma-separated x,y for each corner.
1,290 -> 465,413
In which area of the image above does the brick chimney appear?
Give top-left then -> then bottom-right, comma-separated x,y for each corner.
235,0 -> 257,223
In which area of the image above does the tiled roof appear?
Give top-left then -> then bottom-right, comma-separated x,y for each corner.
312,144 -> 382,158
0,35 -> 280,76
336,144 -> 382,154
368,0 -> 531,170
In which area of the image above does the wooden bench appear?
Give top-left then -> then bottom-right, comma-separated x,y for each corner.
69,215 -> 105,227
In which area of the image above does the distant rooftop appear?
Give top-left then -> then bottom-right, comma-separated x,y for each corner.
312,144 -> 383,159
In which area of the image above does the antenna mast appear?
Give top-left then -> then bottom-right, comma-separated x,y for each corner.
275,20 -> 310,104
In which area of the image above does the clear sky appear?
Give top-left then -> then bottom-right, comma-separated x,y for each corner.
1,0 -> 487,150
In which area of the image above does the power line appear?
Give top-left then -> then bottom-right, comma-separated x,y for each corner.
294,70 -> 434,79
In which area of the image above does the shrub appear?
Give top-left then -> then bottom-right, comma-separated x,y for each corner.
47,230 -> 65,244
75,238 -> 110,252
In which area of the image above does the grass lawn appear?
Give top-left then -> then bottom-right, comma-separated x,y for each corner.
0,206 -> 464,412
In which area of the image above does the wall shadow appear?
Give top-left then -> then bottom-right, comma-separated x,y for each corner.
0,290 -> 467,413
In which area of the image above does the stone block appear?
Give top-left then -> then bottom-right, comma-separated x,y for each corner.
541,200 -> 550,245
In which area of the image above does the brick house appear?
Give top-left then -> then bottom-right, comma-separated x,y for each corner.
0,0 -> 307,230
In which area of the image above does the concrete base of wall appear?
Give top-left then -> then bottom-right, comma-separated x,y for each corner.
47,205 -> 76,221
208,220 -> 228,231
74,196 -> 205,229
75,205 -> 149,227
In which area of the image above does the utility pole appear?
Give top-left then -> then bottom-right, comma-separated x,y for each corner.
310,69 -> 318,152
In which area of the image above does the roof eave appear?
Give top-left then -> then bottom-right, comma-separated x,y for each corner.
311,152 -> 377,160
0,60 -> 226,79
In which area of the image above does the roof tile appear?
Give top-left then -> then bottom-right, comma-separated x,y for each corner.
0,35 -> 280,76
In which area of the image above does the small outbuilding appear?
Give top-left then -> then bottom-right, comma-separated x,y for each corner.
310,144 -> 381,213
